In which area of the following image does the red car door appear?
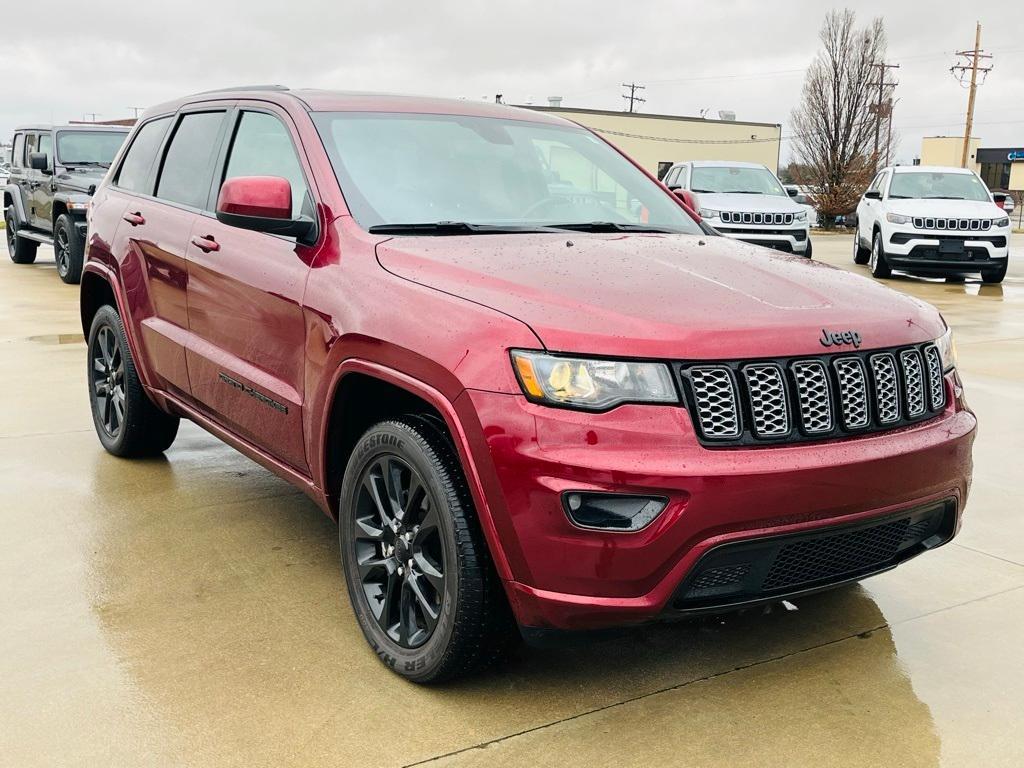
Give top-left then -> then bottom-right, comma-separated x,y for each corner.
184,105 -> 316,473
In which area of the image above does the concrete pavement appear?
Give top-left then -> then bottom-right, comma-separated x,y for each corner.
2,236 -> 1022,767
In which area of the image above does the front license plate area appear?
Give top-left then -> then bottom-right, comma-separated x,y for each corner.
938,239 -> 965,256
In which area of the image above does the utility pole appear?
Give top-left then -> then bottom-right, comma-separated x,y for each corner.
127,107 -> 145,119
621,82 -> 646,113
885,98 -> 900,167
951,22 -> 993,168
83,112 -> 101,123
870,62 -> 900,171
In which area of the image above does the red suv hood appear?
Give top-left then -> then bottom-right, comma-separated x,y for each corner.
376,233 -> 943,359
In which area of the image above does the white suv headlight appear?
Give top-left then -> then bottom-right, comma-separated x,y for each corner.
511,351 -> 679,410
699,208 -> 720,220
993,216 -> 1010,228
886,213 -> 911,225
794,210 -> 808,223
935,326 -> 957,372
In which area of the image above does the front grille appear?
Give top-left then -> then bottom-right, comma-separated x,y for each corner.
720,211 -> 795,226
913,217 -> 992,232
890,233 -> 1005,247
671,500 -> 955,611
716,227 -> 806,241
679,343 -> 947,446
923,346 -> 945,411
688,367 -> 741,438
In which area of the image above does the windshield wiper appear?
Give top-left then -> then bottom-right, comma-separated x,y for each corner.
545,221 -> 681,234
888,194 -> 912,199
691,188 -> 716,193
62,161 -> 110,168
367,221 -> 565,235
721,190 -> 763,194
925,195 -> 966,200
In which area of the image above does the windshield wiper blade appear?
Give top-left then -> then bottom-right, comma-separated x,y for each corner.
721,190 -> 762,194
691,188 -> 715,193
546,221 -> 680,233
367,221 -> 564,235
925,195 -> 966,200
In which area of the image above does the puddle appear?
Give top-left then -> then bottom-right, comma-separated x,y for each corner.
28,333 -> 85,345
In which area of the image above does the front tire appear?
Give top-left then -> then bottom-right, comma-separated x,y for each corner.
339,417 -> 514,683
981,260 -> 1007,284
869,230 -> 892,278
54,214 -> 84,284
87,305 -> 179,457
6,208 -> 38,265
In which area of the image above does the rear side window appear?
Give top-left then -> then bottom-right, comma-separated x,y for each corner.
116,117 -> 171,193
156,112 -> 226,209
222,111 -> 310,216
12,134 -> 24,167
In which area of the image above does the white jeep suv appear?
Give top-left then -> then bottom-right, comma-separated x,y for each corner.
664,160 -> 812,257
854,165 -> 1011,284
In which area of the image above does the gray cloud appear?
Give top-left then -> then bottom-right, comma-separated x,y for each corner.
2,1 -> 1020,163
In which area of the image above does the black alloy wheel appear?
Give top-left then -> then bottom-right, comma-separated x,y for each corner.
91,324 -> 126,438
353,454 -> 447,648
55,224 -> 72,279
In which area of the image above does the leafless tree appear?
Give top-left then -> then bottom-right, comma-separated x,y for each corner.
791,10 -> 888,226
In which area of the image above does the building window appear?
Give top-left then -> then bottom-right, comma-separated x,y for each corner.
979,162 -> 1011,190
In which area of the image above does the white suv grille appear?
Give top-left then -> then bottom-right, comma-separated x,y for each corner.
720,211 -> 795,226
680,343 -> 947,445
912,217 -> 992,232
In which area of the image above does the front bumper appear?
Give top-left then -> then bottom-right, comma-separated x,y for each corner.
885,226 -> 1009,272
714,224 -> 810,253
460,378 -> 975,631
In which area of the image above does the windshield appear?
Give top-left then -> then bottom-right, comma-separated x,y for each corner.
888,171 -> 991,202
311,112 -> 702,234
690,165 -> 787,196
56,131 -> 128,166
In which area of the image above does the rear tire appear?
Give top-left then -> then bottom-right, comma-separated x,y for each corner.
981,260 -> 1007,284
5,208 -> 38,265
54,214 -> 84,284
869,230 -> 891,278
853,229 -> 870,265
87,305 -> 180,457
339,417 -> 515,683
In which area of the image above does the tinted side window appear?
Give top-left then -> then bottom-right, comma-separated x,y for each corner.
116,117 -> 171,194
12,134 -> 24,167
222,112 -> 310,216
24,134 -> 39,164
38,134 -> 52,164
156,112 -> 226,209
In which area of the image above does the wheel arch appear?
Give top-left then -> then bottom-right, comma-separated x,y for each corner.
320,359 -> 514,581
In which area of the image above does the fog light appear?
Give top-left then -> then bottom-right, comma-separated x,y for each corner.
562,492 -> 668,532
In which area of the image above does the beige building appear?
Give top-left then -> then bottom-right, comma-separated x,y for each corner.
919,136 -> 981,171
523,105 -> 782,178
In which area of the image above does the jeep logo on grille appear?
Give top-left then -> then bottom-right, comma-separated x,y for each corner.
819,329 -> 862,348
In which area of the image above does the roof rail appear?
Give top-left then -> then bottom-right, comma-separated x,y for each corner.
193,84 -> 290,95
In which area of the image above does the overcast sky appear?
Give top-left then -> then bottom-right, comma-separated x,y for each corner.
2,1 -> 1021,164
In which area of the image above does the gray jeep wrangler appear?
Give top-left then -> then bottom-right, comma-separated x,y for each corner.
4,124 -> 129,283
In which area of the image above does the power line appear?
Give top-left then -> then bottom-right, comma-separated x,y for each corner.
621,82 -> 646,113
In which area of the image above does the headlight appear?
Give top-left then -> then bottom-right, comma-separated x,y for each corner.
993,216 -> 1010,228
511,351 -> 678,410
886,213 -> 911,225
935,326 -> 957,372
699,208 -> 720,219
794,210 -> 808,222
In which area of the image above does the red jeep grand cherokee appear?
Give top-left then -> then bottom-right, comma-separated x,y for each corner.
81,87 -> 974,682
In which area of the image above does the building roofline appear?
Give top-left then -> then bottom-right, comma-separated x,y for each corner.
519,104 -> 781,130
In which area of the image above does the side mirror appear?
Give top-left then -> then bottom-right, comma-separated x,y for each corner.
215,176 -> 316,241
29,152 -> 49,171
672,188 -> 701,221
786,187 -> 799,197
863,189 -> 881,200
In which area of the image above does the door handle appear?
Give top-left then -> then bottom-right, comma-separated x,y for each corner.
190,235 -> 220,253
122,211 -> 145,226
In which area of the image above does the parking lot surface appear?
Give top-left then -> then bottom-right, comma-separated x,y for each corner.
3,235 -> 1022,767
